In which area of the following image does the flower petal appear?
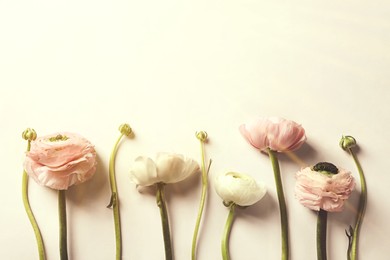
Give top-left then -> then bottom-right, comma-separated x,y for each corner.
24,152 -> 97,190
155,153 -> 199,184
295,167 -> 355,212
215,172 -> 266,206
240,117 -> 306,152
27,132 -> 94,167
239,120 -> 268,150
129,156 -> 158,186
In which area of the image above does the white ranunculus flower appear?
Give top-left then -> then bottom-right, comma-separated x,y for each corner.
129,153 -> 200,186
215,172 -> 267,206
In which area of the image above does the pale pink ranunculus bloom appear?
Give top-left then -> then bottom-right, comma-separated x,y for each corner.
239,117 -> 306,152
214,172 -> 267,206
295,167 -> 355,212
129,153 -> 200,187
24,132 -> 97,190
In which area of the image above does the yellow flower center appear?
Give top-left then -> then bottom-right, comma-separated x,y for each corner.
49,134 -> 69,142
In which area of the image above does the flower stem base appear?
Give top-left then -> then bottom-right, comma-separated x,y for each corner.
317,209 -> 328,260
22,138 -> 46,260
347,148 -> 367,260
191,135 -> 210,260
267,148 -> 289,260
156,183 -> 173,260
22,171 -> 46,260
221,204 -> 235,260
58,190 -> 68,260
108,132 -> 126,260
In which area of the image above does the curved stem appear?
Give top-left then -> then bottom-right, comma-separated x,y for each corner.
22,140 -> 46,260
107,133 -> 124,260
191,139 -> 209,260
221,204 -> 235,260
348,148 -> 367,260
58,190 -> 68,260
267,148 -> 289,260
317,209 -> 328,260
156,183 -> 173,260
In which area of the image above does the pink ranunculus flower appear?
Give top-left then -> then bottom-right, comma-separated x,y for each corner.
295,165 -> 355,212
239,117 -> 306,152
24,132 -> 97,190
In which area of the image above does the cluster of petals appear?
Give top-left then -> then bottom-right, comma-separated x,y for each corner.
129,153 -> 200,186
239,117 -> 306,152
295,167 -> 355,212
24,132 -> 97,190
214,172 -> 267,206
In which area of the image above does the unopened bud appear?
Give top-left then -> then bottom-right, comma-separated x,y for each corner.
195,131 -> 208,142
339,135 -> 357,150
119,123 -> 133,137
22,128 -> 37,141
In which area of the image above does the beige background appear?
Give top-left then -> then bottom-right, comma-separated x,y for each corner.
1,0 -> 389,259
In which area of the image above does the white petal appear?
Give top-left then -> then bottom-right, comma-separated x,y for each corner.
215,172 -> 266,206
155,153 -> 199,184
179,157 -> 200,180
129,156 -> 158,186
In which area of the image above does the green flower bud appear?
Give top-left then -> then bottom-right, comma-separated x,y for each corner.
195,131 -> 208,142
119,123 -> 133,137
22,128 -> 37,141
339,135 -> 357,150
312,162 -> 338,174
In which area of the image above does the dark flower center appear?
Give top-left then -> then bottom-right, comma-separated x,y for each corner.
312,162 -> 338,174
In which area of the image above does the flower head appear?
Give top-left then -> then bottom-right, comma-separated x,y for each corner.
129,153 -> 200,186
239,117 -> 306,152
24,132 -> 97,190
295,162 -> 355,212
214,172 -> 267,206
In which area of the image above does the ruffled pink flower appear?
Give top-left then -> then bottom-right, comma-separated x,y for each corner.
295,167 -> 355,212
24,132 -> 97,190
239,117 -> 306,152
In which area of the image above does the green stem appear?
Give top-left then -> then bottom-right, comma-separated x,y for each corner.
267,148 -> 289,260
317,209 -> 328,260
22,140 -> 46,260
191,140 -> 209,260
221,204 -> 235,260
58,190 -> 68,260
348,148 -> 367,260
156,183 -> 173,260
107,133 -> 124,260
